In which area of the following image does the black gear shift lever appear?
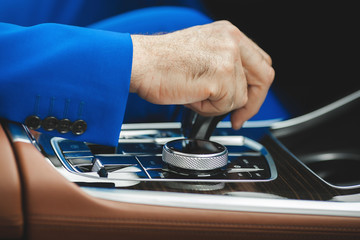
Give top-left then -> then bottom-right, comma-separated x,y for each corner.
181,108 -> 228,140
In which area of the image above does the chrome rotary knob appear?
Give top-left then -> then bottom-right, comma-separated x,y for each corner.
162,139 -> 228,171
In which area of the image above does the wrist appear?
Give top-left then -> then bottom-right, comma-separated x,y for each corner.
130,34 -> 159,94
130,35 -> 144,93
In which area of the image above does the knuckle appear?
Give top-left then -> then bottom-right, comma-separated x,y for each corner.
266,66 -> 275,85
265,55 -> 273,66
219,60 -> 236,74
224,95 -> 236,112
222,20 -> 238,30
240,93 -> 248,107
234,89 -> 248,109
216,20 -> 232,26
216,20 -> 242,37
225,39 -> 239,53
206,81 -> 219,98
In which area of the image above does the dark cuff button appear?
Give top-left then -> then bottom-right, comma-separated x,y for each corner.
25,115 -> 41,130
71,120 -> 87,135
42,116 -> 59,131
57,119 -> 72,134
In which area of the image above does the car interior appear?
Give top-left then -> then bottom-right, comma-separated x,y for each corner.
1,0 -> 360,239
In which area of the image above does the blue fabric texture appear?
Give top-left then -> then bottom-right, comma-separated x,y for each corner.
0,1 -> 288,146
0,22 -> 132,145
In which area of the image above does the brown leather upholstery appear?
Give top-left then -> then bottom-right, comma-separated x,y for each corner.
0,126 -> 23,239
13,141 -> 360,240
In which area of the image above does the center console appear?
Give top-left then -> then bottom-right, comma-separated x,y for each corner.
6,90 -> 360,218
49,126 -> 276,190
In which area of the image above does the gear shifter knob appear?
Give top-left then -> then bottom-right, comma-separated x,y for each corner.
181,108 -> 228,140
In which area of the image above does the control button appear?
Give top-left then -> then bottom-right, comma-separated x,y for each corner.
162,139 -> 228,171
63,151 -> 93,159
225,145 -> 255,154
42,116 -> 58,131
146,169 -> 164,178
252,172 -> 266,179
227,171 -> 252,180
71,120 -> 87,135
118,143 -> 162,155
92,159 -> 108,178
227,167 -> 264,173
57,119 -> 72,134
59,140 -> 91,152
95,156 -> 138,166
25,115 -> 41,130
242,158 -> 250,165
136,156 -> 163,170
66,157 -> 94,166
228,155 -> 267,168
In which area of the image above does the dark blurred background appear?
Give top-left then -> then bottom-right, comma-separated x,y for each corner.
203,0 -> 360,117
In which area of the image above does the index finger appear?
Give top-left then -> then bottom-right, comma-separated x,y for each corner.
237,30 -> 272,65
230,84 -> 269,130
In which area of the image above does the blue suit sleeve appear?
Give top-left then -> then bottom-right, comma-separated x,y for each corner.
0,22 -> 133,146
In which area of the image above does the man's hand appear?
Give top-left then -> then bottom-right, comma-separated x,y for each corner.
130,20 -> 274,130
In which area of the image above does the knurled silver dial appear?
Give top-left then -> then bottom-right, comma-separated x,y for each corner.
162,139 -> 228,171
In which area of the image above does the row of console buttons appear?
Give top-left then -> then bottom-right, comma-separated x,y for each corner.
116,143 -> 255,155
58,140 -> 270,180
